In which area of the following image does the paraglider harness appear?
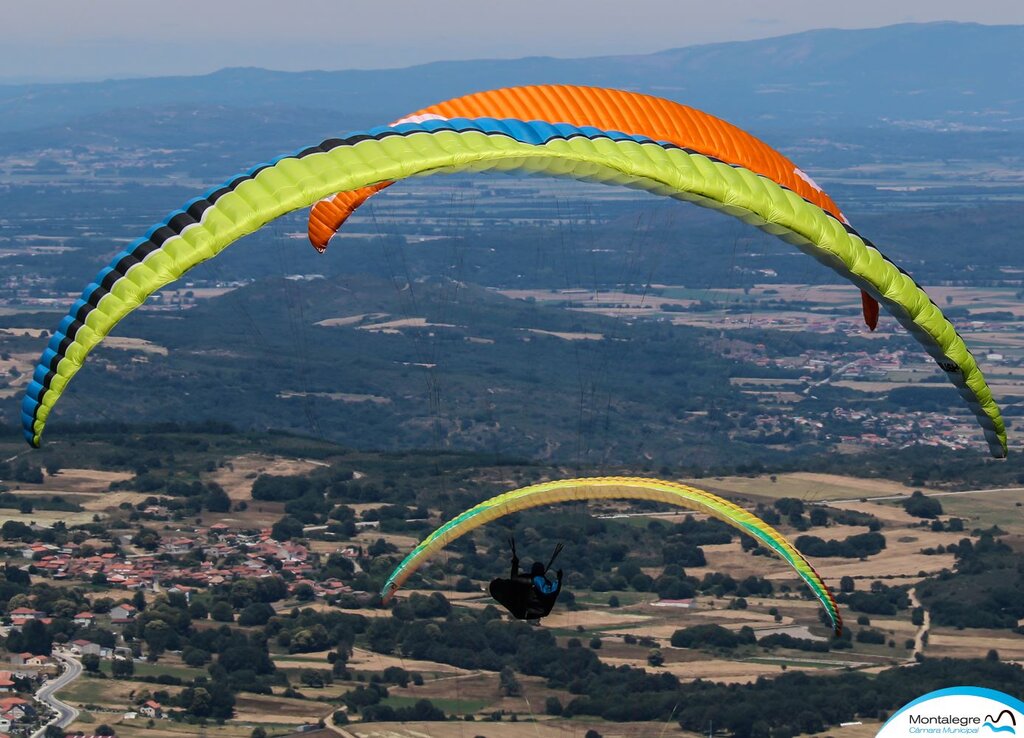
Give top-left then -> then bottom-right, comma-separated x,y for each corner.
489,537 -> 564,620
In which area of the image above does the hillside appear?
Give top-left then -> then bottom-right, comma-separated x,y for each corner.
2,22 -> 1023,140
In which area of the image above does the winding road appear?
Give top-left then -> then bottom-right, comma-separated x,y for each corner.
31,652 -> 82,738
908,587 -> 931,661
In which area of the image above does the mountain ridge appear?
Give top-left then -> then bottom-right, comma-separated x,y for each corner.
3,21 -> 1023,135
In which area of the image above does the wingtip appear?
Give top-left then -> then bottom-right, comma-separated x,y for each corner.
861,290 -> 879,331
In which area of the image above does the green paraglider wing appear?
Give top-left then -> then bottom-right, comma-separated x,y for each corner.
380,476 -> 844,634
22,117 -> 1006,456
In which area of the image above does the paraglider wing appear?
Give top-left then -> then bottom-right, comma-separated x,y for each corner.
305,84 -> 882,331
380,476 -> 844,634
21,116 -> 1006,456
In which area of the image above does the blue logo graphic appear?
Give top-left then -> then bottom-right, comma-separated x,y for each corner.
985,710 -> 1017,734
879,687 -> 1024,738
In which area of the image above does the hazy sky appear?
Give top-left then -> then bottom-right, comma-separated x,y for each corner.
5,0 -> 1024,83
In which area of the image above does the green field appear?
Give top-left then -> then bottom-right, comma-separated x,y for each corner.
381,694 -> 492,714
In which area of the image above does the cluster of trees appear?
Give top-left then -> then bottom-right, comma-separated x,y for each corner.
670,624 -> 756,650
269,607 -> 367,657
2,582 -> 104,655
795,531 -> 886,558
698,573 -> 773,599
361,503 -> 431,534
335,681 -> 444,722
164,681 -> 236,720
361,699 -> 445,723
0,491 -> 82,513
755,497 -> 883,533
118,595 -> 281,706
836,581 -> 910,616
758,632 -> 835,653
6,618 -> 52,655
668,623 -> 845,654
917,533 -> 1024,629
252,465 -> 415,516
0,565 -> 31,611
106,452 -> 230,513
2,519 -> 46,542
925,517 -> 965,534
0,458 -> 45,484
561,658 -> 1024,732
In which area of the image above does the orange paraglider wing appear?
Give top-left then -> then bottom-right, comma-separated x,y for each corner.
306,85 -> 880,328
307,84 -> 854,251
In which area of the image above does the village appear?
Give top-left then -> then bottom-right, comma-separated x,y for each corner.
16,526 -> 356,602
0,521 -> 373,738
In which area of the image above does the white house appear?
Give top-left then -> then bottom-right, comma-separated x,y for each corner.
139,700 -> 163,718
73,612 -> 96,627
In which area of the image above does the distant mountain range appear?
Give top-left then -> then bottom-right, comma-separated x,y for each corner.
3,21 -> 1023,137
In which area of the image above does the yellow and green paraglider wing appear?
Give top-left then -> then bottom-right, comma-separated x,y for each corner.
22,117 -> 1006,456
380,476 -> 843,634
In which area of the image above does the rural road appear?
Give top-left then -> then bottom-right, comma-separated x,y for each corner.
31,652 -> 82,738
820,486 -> 1024,504
908,588 -> 931,660
323,708 -> 359,738
802,358 -> 865,394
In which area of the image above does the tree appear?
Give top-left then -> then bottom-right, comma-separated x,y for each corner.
271,515 -> 304,542
210,600 -> 234,623
203,484 -> 231,513
82,653 -> 101,673
112,658 -> 134,678
143,619 -> 173,654
368,537 -> 397,556
1,520 -> 34,541
545,697 -> 563,715
96,725 -> 115,736
238,602 -> 275,626
840,576 -> 855,593
647,648 -> 664,667
499,666 -> 521,697
903,491 -> 943,519
301,669 -> 327,687
22,618 -> 52,655
131,527 -> 161,551
183,648 -> 211,667
45,725 -> 65,738
185,686 -> 212,717
132,590 -> 147,611
251,729 -> 268,738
